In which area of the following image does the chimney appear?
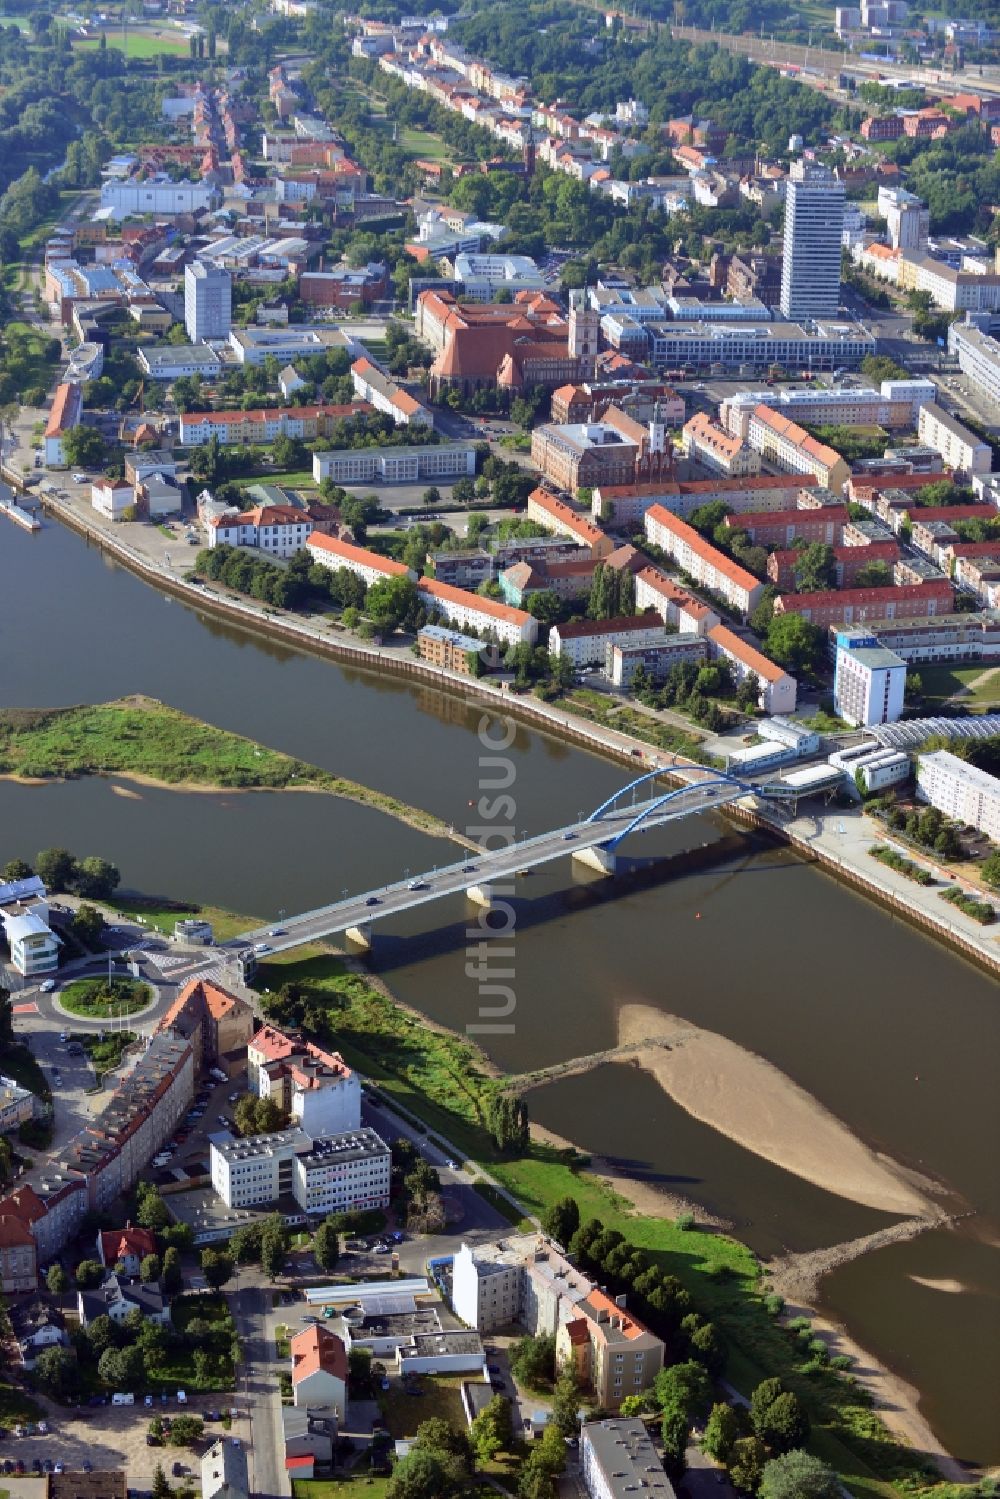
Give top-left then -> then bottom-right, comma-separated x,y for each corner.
615,1292 -> 627,1309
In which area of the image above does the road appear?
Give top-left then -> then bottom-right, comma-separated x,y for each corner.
230,1278 -> 288,1499
234,777 -> 753,954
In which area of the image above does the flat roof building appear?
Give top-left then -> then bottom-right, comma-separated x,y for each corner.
917,749 -> 1000,841
581,1418 -> 673,1499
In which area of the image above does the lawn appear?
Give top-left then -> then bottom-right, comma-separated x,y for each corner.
398,127 -> 455,165
915,662 -> 1000,712
60,977 -> 150,1019
0,1383 -> 42,1431
380,1373 -> 467,1439
75,30 -> 190,57
292,1477 -> 391,1499
233,469 -> 318,492
552,690 -> 707,760
113,895 -> 255,943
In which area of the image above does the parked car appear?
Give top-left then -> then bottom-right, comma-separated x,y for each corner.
40,979 -> 56,992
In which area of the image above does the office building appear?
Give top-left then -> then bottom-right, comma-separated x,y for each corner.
780,162 -> 845,320
210,1126 -> 391,1218
581,1418 -> 673,1499
185,262 -> 232,343
916,750 -> 1000,840
311,442 -> 476,486
949,318 -> 1000,407
833,630 -> 906,727
877,186 -> 929,251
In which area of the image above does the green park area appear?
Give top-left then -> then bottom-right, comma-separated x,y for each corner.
398,126 -> 455,165
0,697 -> 457,840
914,663 -> 1000,713
292,1479 -> 390,1499
59,977 -> 150,1019
75,30 -> 190,58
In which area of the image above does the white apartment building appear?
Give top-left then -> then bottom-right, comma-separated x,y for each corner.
452,1241 -> 523,1331
306,532 -> 413,588
707,623 -> 798,715
833,633 -> 906,727
878,186 -> 929,251
350,358 -> 433,427
899,254 -> 1000,313
780,162 -> 845,320
682,413 -> 760,478
248,1025 -> 362,1137
644,505 -> 765,617
210,1127 -> 391,1217
745,406 -> 850,491
917,750 -> 1000,841
949,319 -> 1000,408
312,443 -> 476,485
917,404 -> 993,478
208,504 -> 313,559
549,613 -> 666,668
418,577 -> 538,648
100,178 -> 218,219
721,379 -> 935,437
453,1235 -> 594,1336
185,261 -> 232,343
451,252 -> 546,301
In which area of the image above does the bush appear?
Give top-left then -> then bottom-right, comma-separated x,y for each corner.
939,886 -> 994,924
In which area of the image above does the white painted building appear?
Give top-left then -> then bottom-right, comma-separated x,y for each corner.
949,318 -> 1000,408
878,186 -> 929,251
185,261 -> 232,343
207,504 -> 313,559
549,613 -> 666,668
418,577 -> 538,648
452,1241 -> 522,1332
306,533 -> 414,589
248,1024 -> 362,1138
833,631 -> 907,727
644,505 -> 765,617
91,480 -> 135,521
451,252 -> 546,301
350,357 -> 433,427
916,749 -> 1000,841
780,161 -> 845,320
202,1438 -> 249,1499
312,443 -> 476,485
1,910 -> 59,978
917,404 -> 993,478
210,1127 -> 391,1218
100,178 -> 219,219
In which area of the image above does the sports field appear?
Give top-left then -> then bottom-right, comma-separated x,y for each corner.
74,29 -> 190,58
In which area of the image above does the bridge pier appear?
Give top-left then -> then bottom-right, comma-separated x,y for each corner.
465,883 -> 496,909
572,844 -> 618,876
345,922 -> 373,950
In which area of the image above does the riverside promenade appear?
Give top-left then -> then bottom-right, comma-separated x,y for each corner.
37,488 -> 1000,976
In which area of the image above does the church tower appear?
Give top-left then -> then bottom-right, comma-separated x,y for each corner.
568,288 -> 599,373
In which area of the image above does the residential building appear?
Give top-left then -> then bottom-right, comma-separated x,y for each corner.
917,750 -> 1000,840
682,413 -> 759,478
768,539 -> 900,589
897,253 -> 1000,312
833,630 -> 907,726
312,442 -> 476,485
707,624 -> 798,714
427,550 -> 495,589
13,1303 -> 68,1369
417,624 -> 500,674
185,262 -> 232,343
248,1025 -> 362,1137
581,1418 -> 673,1499
452,1241 -> 523,1331
774,579 -> 953,627
726,506 -> 847,548
281,1407 -> 338,1476
949,318 -> 1000,407
644,505 -> 765,617
209,1126 -> 391,1218
290,1325 -> 348,1416
720,380 -> 935,436
155,977 -> 254,1072
863,611 -> 1000,663
608,634 -> 708,688
306,533 -> 413,589
633,567 -> 720,636
100,178 -> 218,219
0,1075 -> 34,1135
44,382 -> 83,467
350,358 -> 433,427
780,162 -> 845,320
208,504 -> 313,558
878,186 -> 929,250
418,577 -> 538,648
179,402 -> 370,447
556,1287 -> 665,1408
0,1212 -> 36,1293
594,474 -> 825,529
78,1272 -> 170,1327
549,613 -> 667,669
97,1226 -> 157,1277
917,404 -> 992,478
201,1438 -> 249,1499
526,489 -> 613,557
744,406 -> 850,491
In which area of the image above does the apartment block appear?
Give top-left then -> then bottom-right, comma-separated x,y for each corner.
418,577 -> 538,648
306,533 -> 414,588
833,630 -> 906,727
916,750 -> 1000,840
917,404 -> 993,478
706,624 -> 797,715
549,613 -> 667,669
210,1127 -> 390,1217
727,506 -> 847,548
527,488 -> 613,557
644,505 -> 765,617
745,406 -> 850,491
774,579 -> 953,627
179,403 -> 370,447
248,1025 -> 362,1137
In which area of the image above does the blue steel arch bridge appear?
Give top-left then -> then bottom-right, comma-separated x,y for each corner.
235,763 -> 829,954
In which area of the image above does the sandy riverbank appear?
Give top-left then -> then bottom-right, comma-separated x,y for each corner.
617,1003 -> 940,1216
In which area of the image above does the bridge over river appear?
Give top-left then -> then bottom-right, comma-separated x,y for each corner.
234,764 -> 830,954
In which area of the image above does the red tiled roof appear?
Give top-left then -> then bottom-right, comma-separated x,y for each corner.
307,533 -> 411,576
291,1324 -> 348,1384
100,1227 -> 157,1265
419,576 -> 533,627
708,623 -> 787,684
646,505 -> 761,595
45,383 -> 82,439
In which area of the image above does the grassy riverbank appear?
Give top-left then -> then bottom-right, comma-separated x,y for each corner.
0,697 -> 464,843
254,946 -> 943,1499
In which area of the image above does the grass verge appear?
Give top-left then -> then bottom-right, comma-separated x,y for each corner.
552,689 -> 706,760
60,978 -> 150,1019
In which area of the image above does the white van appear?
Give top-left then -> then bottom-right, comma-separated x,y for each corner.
176,1390 -> 187,1405
112,1392 -> 135,1406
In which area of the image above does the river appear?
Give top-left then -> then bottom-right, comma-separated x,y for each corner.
2,520 -> 998,1465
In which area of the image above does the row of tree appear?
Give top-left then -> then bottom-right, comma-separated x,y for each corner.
3,848 -> 120,900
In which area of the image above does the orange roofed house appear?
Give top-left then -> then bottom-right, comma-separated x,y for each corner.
248,1025 -> 361,1136
557,1287 -> 666,1409
44,382 -> 83,467
155,977 -> 254,1073
416,289 -> 594,397
97,1225 -> 157,1277
290,1324 -> 348,1417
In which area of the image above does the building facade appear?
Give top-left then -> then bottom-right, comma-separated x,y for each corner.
780,162 -> 846,320
210,1127 -> 391,1217
917,750 -> 1000,840
248,1025 -> 362,1137
184,262 -> 233,343
833,630 -> 907,726
644,505 -> 765,617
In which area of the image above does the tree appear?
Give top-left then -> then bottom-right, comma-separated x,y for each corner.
527,589 -> 563,626
151,1464 -> 170,1499
510,1333 -> 556,1390
139,1253 -> 161,1284
704,1402 -> 740,1465
731,1436 -> 769,1494
485,1091 -> 529,1153
46,1263 -> 69,1293
234,1094 -> 287,1136
33,1345 -> 78,1399
366,576 -> 419,633
750,1379 -> 785,1432
75,1258 -> 104,1289
690,1320 -> 727,1376
61,425 -> 108,470
312,1219 -> 340,1273
2,857 -> 33,880
71,904 -> 105,948
84,1315 -> 118,1357
136,1186 -> 170,1231
654,1360 -> 712,1422
161,1246 -> 183,1294
765,613 -> 825,676
261,1222 -> 288,1281
413,1416 -> 474,1473
98,1343 -> 146,1391
74,855 -> 121,900
757,1391 -> 810,1455
758,1452 -> 841,1499
660,1407 -> 689,1480
422,486 -> 442,509
387,1447 -> 465,1499
168,1415 -> 205,1447
551,1363 -> 581,1437
541,1196 -> 580,1247
791,543 -> 836,594
471,1394 -> 513,1462
35,847 -> 77,892
200,1248 -> 234,1291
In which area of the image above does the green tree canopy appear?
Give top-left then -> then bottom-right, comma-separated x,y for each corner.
759,1451 -> 841,1499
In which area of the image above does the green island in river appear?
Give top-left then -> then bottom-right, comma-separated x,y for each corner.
0,696 -> 470,846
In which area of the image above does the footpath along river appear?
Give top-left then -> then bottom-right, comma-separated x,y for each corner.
1,520 -> 998,1465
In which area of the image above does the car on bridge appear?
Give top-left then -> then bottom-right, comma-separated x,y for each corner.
365,896 -> 381,906
407,879 -> 427,890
